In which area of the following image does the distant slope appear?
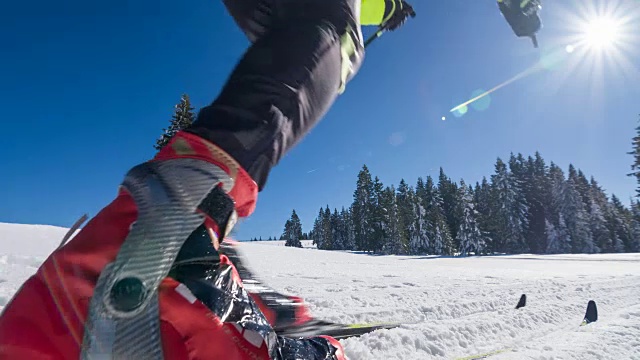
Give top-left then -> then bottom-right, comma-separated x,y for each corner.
0,222 -> 74,258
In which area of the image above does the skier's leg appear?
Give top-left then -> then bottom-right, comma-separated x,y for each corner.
221,0 -> 275,43
0,2 -> 363,358
187,0 -> 364,190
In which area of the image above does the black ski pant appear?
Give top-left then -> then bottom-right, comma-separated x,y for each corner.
187,0 -> 364,190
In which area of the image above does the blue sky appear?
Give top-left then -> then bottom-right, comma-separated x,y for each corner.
1,0 -> 639,240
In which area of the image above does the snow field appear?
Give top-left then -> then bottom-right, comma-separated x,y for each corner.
239,244 -> 640,360
0,223 -> 75,309
0,222 -> 639,359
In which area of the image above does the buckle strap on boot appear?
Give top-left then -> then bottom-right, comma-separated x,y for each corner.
81,158 -> 234,360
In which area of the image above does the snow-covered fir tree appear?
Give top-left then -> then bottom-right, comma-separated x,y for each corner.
609,195 -> 633,252
282,210 -> 303,248
351,165 -> 374,252
330,209 -> 343,250
473,177 -> 494,252
425,177 -> 453,255
627,116 -> 640,197
155,94 -> 195,150
438,168 -> 461,249
589,178 -> 614,252
629,201 -> 640,252
522,153 -> 549,253
342,207 -> 355,250
381,185 -> 407,254
311,207 -> 327,249
491,158 -> 528,253
311,205 -> 355,251
322,206 -> 333,249
561,169 -> 596,253
396,179 -> 415,253
411,177 -> 430,254
457,180 -> 485,256
368,176 -> 386,253
547,163 -> 572,253
545,215 -> 571,254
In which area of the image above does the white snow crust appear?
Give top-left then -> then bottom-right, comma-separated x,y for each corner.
1,222 -> 639,359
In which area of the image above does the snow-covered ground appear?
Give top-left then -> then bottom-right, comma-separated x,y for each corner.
1,222 -> 639,359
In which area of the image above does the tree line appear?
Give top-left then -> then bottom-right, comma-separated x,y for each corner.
154,96 -> 640,255
303,153 -> 640,256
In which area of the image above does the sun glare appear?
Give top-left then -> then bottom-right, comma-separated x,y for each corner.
582,17 -> 621,49
528,0 -> 640,115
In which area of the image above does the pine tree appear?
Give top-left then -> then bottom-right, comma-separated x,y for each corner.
283,210 -> 303,248
396,179 -> 415,252
426,176 -> 454,255
547,163 -> 572,253
589,178 -> 613,252
507,154 -> 530,253
352,165 -> 374,252
522,153 -> 549,254
491,158 -> 528,254
561,170 -> 596,253
331,208 -> 343,250
609,195 -> 633,252
411,177 -> 430,254
457,180 -> 485,256
438,168 -> 461,248
370,176 -> 386,253
629,201 -> 640,252
627,115 -> 640,197
604,201 -> 625,253
575,170 -> 592,212
311,207 -> 325,248
546,215 -> 571,254
282,219 -> 292,242
381,185 -> 407,254
474,177 -> 494,252
341,207 -> 355,250
155,94 -> 195,150
322,206 -> 333,250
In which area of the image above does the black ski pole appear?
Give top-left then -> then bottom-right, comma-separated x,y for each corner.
364,26 -> 386,48
363,7 -> 416,49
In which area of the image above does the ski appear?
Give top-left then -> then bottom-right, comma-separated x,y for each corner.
455,348 -> 511,360
275,320 -> 402,339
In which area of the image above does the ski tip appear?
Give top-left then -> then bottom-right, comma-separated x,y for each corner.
582,300 -> 598,325
515,294 -> 527,309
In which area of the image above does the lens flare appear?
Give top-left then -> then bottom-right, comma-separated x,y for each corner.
449,0 -> 639,117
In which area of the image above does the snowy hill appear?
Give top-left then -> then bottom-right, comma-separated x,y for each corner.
0,222 -> 74,257
1,222 -> 639,359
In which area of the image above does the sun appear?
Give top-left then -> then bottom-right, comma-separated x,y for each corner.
581,16 -> 621,50
530,0 -> 640,112
551,0 -> 640,74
